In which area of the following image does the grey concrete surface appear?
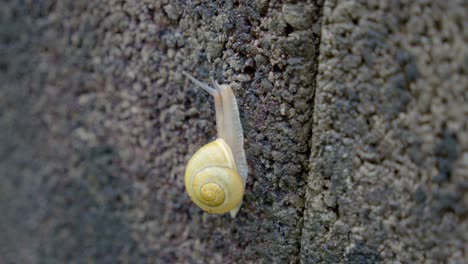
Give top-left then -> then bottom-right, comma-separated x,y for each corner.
301,0 -> 467,263
0,0 -> 466,263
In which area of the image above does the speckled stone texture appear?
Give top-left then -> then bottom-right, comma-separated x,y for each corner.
0,0 -> 466,263
301,0 -> 467,263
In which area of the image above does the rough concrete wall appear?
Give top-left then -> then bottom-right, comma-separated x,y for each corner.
301,0 -> 467,263
1,0 -> 321,262
0,0 -> 466,264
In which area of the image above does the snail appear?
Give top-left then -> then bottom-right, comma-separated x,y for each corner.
183,71 -> 248,217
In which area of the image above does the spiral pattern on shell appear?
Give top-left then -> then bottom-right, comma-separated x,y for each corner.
184,139 -> 244,214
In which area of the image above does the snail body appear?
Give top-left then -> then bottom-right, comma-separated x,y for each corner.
183,72 -> 248,217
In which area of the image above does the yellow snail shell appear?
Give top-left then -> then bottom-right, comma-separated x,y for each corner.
184,139 -> 244,214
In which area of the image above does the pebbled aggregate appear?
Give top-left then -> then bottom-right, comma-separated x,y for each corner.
301,0 -> 467,263
0,0 -> 321,262
1,0 -> 466,263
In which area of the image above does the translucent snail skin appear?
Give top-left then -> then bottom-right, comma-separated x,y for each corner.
183,71 -> 248,218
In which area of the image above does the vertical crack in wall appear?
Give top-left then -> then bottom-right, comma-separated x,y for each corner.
296,0 -> 326,263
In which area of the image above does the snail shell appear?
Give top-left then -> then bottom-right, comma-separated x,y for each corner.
184,138 -> 244,214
